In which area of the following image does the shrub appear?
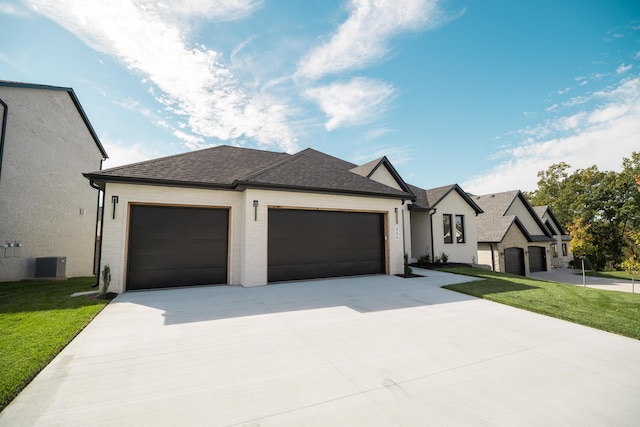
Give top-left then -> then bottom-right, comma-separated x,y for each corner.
440,252 -> 449,263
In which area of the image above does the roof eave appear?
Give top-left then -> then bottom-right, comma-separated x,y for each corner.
235,180 -> 414,201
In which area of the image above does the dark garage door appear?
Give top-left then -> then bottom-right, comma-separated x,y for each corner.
504,247 -> 525,276
268,209 -> 385,282
127,205 -> 228,291
529,246 -> 547,272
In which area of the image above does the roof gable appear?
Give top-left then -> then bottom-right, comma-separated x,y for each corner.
350,156 -> 414,195
408,183 -> 483,214
533,205 -> 566,235
0,80 -> 108,159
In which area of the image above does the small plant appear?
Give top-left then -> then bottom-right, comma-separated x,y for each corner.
434,255 -> 441,264
100,264 -> 111,297
440,252 -> 449,263
404,254 -> 413,276
471,255 -> 476,265
417,253 -> 431,265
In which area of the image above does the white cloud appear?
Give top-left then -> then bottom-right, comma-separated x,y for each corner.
0,1 -> 29,15
296,0 -> 442,80
617,63 -> 632,74
100,137 -> 154,169
304,77 -> 396,131
353,143 -> 416,166
27,0 -> 298,153
464,76 -> 640,194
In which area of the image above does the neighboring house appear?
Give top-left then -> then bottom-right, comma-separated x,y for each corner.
84,146 -> 418,293
533,205 -> 572,268
473,190 -> 554,276
0,81 -> 108,281
408,184 -> 483,264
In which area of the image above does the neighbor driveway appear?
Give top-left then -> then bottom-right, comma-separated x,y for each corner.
531,268 -> 638,293
2,269 -> 640,426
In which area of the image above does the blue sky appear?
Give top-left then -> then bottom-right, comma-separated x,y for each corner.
1,0 -> 639,194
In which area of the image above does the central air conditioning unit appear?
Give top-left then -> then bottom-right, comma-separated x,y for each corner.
34,256 -> 67,278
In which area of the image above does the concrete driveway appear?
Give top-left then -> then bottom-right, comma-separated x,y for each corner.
531,268 -> 638,293
2,269 -> 640,426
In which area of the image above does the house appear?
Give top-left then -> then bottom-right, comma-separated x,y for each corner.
533,205 -> 572,268
408,184 -> 483,264
85,146 -> 484,293
0,81 -> 108,282
85,146 -> 422,293
473,190 -> 554,276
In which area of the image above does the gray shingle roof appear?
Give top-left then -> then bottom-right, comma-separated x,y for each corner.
408,183 -> 483,214
85,145 -> 413,199
472,190 -> 552,243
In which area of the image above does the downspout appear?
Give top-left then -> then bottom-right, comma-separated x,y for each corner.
0,97 -> 8,181
429,208 -> 437,262
89,159 -> 106,288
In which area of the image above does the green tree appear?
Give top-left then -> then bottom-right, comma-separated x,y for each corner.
528,152 -> 640,270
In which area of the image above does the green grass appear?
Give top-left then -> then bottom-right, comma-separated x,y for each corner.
585,270 -> 635,281
0,277 -> 109,411
439,267 -> 640,340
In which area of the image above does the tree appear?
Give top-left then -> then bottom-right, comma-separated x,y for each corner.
568,218 -> 596,285
621,256 -> 639,293
528,152 -> 640,270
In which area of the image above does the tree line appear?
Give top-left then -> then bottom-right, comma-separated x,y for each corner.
525,152 -> 640,271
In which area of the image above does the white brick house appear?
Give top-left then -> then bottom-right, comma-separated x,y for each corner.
86,146 -> 420,293
0,81 -> 108,281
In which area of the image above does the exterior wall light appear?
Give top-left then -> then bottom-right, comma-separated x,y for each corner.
111,196 -> 119,220
253,200 -> 259,221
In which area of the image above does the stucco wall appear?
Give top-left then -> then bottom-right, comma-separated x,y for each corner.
505,198 -> 546,235
369,167 -> 402,191
409,210 -> 431,261
0,87 -> 103,281
100,183 -> 406,293
430,191 -> 479,264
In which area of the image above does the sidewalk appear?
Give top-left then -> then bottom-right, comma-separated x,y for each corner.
530,268 -> 637,293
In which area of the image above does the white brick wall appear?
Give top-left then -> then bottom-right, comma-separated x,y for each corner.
99,183 -> 406,292
0,87 -> 103,281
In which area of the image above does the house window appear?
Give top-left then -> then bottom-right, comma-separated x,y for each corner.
552,243 -> 558,258
562,243 -> 568,257
455,215 -> 465,243
443,214 -> 453,244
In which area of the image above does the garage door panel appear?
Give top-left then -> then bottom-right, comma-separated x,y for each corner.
127,205 -> 228,290
268,209 -> 385,282
127,267 -> 227,290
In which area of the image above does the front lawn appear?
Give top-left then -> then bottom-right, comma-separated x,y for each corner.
0,277 -> 110,411
440,267 -> 640,340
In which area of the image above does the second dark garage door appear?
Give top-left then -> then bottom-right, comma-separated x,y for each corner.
268,209 -> 386,282
126,205 -> 229,291
529,246 -> 547,272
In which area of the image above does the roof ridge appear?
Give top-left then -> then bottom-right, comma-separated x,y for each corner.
236,148 -> 303,181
